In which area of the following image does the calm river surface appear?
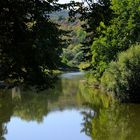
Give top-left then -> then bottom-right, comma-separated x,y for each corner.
0,72 -> 140,140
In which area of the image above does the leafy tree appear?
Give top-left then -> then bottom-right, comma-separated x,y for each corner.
73,0 -> 113,69
91,0 -> 140,80
57,14 -> 86,68
0,0 -> 65,89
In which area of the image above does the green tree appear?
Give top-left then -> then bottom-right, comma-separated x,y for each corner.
0,0 -> 65,89
75,0 -> 113,69
91,0 -> 140,80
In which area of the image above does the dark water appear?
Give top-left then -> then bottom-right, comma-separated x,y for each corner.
0,72 -> 140,140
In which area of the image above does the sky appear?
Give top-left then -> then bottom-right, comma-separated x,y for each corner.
58,0 -> 82,4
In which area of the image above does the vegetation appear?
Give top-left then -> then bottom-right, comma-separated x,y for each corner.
1,0 -> 140,100
0,0 -> 65,89
71,0 -> 113,70
69,0 -> 140,101
51,10 -> 86,68
101,45 -> 140,102
90,0 -> 140,80
1,0 -> 140,139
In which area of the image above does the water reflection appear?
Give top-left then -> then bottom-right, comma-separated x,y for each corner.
0,92 -> 14,140
79,84 -> 140,140
0,72 -> 88,140
12,87 -> 21,100
0,72 -> 140,140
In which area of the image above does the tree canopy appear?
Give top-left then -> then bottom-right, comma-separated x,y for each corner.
0,0 -> 65,89
69,0 -> 140,100
73,0 -> 113,70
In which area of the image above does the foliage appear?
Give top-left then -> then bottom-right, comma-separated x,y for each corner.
0,0 -> 65,89
101,45 -> 140,102
74,0 -> 113,69
91,0 -> 140,79
62,44 -> 83,67
53,12 -> 86,68
62,23 -> 86,68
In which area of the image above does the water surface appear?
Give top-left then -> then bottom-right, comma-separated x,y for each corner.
0,72 -> 140,140
1,72 -> 90,140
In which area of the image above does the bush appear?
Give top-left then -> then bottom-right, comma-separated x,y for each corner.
101,45 -> 140,102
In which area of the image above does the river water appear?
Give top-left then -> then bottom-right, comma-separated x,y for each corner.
0,72 -> 140,140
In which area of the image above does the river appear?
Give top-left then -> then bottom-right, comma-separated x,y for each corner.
0,72 -> 140,140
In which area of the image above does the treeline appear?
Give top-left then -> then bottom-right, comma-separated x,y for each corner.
51,10 -> 86,68
71,0 -> 140,101
1,0 -> 140,97
61,20 -> 86,68
0,0 -> 66,89
0,1 -> 86,89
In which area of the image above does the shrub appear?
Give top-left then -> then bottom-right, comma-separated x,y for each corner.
101,44 -> 140,102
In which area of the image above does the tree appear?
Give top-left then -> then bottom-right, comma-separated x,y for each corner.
0,0 -> 65,89
74,0 -> 113,70
91,0 -> 140,80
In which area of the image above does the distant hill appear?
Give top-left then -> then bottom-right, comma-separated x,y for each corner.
50,10 -> 69,20
50,10 -> 86,69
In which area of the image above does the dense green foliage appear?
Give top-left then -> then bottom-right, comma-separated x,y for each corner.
0,0 -> 65,88
75,0 -> 113,69
101,45 -> 140,102
1,0 -> 140,100
91,0 -> 140,79
51,10 -> 86,68
61,25 -> 86,67
70,0 -> 140,77
71,0 -> 140,100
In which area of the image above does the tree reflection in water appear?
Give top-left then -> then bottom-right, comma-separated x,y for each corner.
79,83 -> 140,140
0,91 -> 14,140
0,74 -> 85,140
1,74 -> 140,140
